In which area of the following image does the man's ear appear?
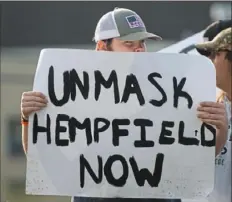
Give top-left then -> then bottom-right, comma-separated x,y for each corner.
95,41 -> 107,51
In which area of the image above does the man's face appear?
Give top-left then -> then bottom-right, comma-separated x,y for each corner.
110,38 -> 146,52
209,51 -> 231,89
96,38 -> 146,52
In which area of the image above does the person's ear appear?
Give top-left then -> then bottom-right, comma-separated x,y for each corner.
95,41 -> 107,51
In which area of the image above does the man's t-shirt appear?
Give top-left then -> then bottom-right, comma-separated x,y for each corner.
207,96 -> 231,202
72,197 -> 181,202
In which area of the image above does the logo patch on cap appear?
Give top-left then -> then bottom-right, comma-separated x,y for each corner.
126,15 -> 145,29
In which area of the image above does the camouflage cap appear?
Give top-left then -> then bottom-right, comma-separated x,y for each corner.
196,27 -> 232,52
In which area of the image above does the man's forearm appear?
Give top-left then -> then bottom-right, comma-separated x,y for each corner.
22,125 -> 28,154
215,128 -> 227,156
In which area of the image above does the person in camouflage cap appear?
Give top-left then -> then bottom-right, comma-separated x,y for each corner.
196,26 -> 232,202
195,27 -> 231,53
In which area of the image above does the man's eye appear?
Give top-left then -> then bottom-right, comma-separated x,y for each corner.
124,41 -> 133,45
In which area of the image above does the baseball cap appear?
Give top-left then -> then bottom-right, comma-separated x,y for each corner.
93,7 -> 162,42
196,19 -> 232,56
195,27 -> 232,52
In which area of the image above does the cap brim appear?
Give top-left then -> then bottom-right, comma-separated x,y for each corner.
195,41 -> 215,52
118,31 -> 162,41
195,46 -> 212,56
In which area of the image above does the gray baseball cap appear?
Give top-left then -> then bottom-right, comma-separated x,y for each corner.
93,7 -> 162,42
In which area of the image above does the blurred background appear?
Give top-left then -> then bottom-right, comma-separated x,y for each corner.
0,1 -> 231,202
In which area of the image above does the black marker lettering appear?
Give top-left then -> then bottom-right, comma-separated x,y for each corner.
159,121 -> 175,145
55,114 -> 69,146
173,77 -> 193,109
104,155 -> 128,187
48,66 -> 70,106
178,121 -> 199,145
70,69 -> 89,100
121,74 -> 145,106
80,154 -> 103,188
94,118 -> 110,143
129,153 -> 164,187
134,119 -> 154,147
148,73 -> 167,107
33,113 -> 51,144
69,118 -> 92,146
112,119 -> 130,146
200,123 -> 216,147
95,70 -> 120,104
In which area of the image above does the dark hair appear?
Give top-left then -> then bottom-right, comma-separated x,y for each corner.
225,51 -> 232,62
103,38 -> 113,49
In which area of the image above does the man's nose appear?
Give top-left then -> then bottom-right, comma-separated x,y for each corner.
134,47 -> 145,52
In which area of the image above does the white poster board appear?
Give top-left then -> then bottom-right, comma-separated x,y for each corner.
26,49 -> 216,199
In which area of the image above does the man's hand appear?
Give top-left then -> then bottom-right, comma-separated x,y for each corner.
197,101 -> 227,129
197,101 -> 228,155
21,91 -> 48,120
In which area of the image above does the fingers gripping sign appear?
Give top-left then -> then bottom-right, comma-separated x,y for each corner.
197,101 -> 228,130
21,91 -> 48,120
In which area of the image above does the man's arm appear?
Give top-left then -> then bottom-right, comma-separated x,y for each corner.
22,125 -> 28,154
21,91 -> 48,155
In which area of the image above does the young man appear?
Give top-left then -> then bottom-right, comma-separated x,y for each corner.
196,20 -> 231,156
195,26 -> 231,202
21,8 -> 227,202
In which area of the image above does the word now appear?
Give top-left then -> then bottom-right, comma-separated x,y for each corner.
80,153 -> 164,188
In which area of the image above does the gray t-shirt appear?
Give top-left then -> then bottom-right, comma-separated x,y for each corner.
72,197 -> 181,202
